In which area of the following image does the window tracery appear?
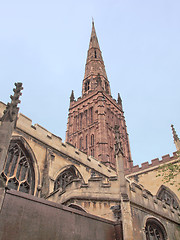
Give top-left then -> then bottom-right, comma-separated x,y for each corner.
145,218 -> 167,240
157,185 -> 179,210
2,141 -> 35,195
91,134 -> 94,146
54,166 -> 81,191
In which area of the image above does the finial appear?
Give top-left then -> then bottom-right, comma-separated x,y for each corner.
92,17 -> 94,26
114,125 -> 124,156
1,82 -> 23,122
117,93 -> 122,105
70,90 -> 75,102
171,124 -> 180,151
171,124 -> 180,142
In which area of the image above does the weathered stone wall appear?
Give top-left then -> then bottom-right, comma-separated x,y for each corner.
131,206 -> 180,240
0,189 -> 122,240
128,181 -> 180,240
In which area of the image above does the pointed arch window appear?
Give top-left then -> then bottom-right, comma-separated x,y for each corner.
91,149 -> 94,157
156,185 -> 179,210
80,113 -> 83,129
145,218 -> 167,240
94,50 -> 97,58
85,80 -> 90,92
54,166 -> 82,191
89,107 -> 93,123
91,134 -> 94,146
85,135 -> 88,149
85,110 -> 88,126
2,140 -> 35,195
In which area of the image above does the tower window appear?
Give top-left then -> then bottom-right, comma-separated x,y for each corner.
79,137 -> 83,150
91,134 -> 94,146
80,113 -> 83,129
85,80 -> 90,92
95,50 -> 97,58
91,149 -> 94,157
90,107 -> 93,123
85,110 -> 87,126
85,135 -> 88,149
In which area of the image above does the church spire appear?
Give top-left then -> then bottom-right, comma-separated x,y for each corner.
82,21 -> 111,96
171,124 -> 180,151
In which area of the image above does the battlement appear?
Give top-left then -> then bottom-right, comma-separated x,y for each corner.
126,153 -> 179,175
129,181 -> 180,223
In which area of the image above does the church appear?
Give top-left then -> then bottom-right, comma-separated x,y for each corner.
0,21 -> 179,240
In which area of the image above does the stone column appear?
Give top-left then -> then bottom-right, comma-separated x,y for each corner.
114,125 -> 134,240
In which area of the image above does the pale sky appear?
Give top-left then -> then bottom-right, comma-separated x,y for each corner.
0,0 -> 180,166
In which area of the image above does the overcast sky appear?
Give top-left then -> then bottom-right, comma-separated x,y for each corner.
0,1 -> 180,166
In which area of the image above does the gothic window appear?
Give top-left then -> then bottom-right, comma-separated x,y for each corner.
95,50 -> 97,58
85,110 -> 88,126
145,218 -> 167,240
89,107 -> 93,123
85,135 -> 88,149
91,134 -> 94,146
74,116 -> 77,131
2,140 -> 35,195
77,114 -> 79,129
85,80 -> 90,92
156,185 -> 179,210
80,113 -> 83,129
91,149 -> 94,157
54,166 -> 81,191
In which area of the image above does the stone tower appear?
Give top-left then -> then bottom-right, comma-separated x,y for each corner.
66,21 -> 133,170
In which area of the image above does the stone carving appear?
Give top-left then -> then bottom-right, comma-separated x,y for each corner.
114,125 -> 124,156
110,205 -> 121,221
1,82 -> 23,122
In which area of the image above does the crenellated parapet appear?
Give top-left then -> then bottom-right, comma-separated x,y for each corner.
128,180 -> 180,224
126,152 -> 179,175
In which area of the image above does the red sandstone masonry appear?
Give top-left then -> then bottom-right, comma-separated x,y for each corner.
125,152 -> 178,175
